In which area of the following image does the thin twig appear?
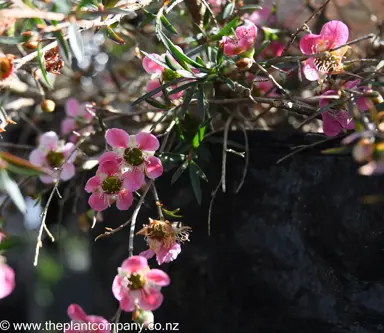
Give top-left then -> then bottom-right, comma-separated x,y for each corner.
235,123 -> 249,194
207,179 -> 222,236
221,115 -> 234,193
152,183 -> 164,220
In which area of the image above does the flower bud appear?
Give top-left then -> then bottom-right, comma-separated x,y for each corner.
352,138 -> 374,163
21,30 -> 34,42
236,58 -> 253,71
22,41 -> 39,50
40,100 -> 56,113
0,54 -> 14,80
363,89 -> 384,105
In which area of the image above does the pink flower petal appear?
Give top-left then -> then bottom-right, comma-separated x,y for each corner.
29,149 -> 46,166
357,96 -> 369,111
138,290 -> 163,311
299,34 -> 323,54
40,174 -> 55,184
62,142 -> 76,163
142,54 -> 164,74
112,275 -> 124,301
89,193 -> 109,211
99,151 -> 121,165
344,79 -> 360,90
123,169 -> 144,192
39,131 -> 59,150
140,249 -> 155,260
65,98 -> 80,117
303,58 -> 319,81
320,20 -> 349,49
144,156 -> 163,179
156,243 -> 181,265
61,118 -> 76,136
236,22 -> 257,53
99,159 -> 119,176
61,163 -> 75,181
105,128 -> 129,149
116,190 -> 133,211
146,79 -> 162,98
135,132 -> 160,152
120,256 -> 148,273
0,263 -> 15,300
67,304 -> 88,322
146,269 -> 171,286
322,112 -> 343,137
85,176 -> 101,193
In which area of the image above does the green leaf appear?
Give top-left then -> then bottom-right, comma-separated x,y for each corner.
321,147 -> 350,155
158,31 -> 207,70
0,169 -> 27,214
197,84 -> 206,120
0,36 -> 22,45
52,0 -> 71,13
54,30 -> 71,65
210,16 -> 239,41
150,106 -> 178,131
216,45 -> 224,67
159,153 -> 186,164
254,40 -> 271,57
76,0 -> 98,11
162,207 -> 183,218
238,5 -> 262,10
145,98 -> 168,110
106,26 -> 125,45
6,163 -> 44,177
68,23 -> 85,63
160,15 -> 178,34
180,86 -> 196,118
171,160 -> 188,184
132,78 -> 185,106
0,152 -> 45,175
222,1 -> 234,20
192,123 -> 207,148
189,163 -> 202,205
168,81 -> 198,97
37,43 -> 52,88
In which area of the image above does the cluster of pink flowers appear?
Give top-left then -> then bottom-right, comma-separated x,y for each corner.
319,80 -> 369,137
85,129 -> 163,211
0,232 -> 15,300
300,20 -> 350,81
29,131 -> 77,184
64,304 -> 110,333
61,98 -> 95,143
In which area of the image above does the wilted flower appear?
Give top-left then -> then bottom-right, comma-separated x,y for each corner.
319,80 -> 368,137
44,46 -> 64,75
0,258 -> 15,300
29,131 -> 77,184
104,129 -> 163,192
137,218 -> 191,265
61,98 -> 94,142
300,20 -> 350,81
85,153 -> 133,212
221,21 -> 258,56
64,304 -> 110,333
112,256 -> 170,312
257,41 -> 284,59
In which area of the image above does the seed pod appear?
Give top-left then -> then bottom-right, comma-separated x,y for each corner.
40,100 -> 56,113
22,41 -> 39,50
236,58 -> 253,71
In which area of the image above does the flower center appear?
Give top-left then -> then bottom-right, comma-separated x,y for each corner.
128,273 -> 145,290
314,54 -> 340,74
124,148 -> 144,166
101,176 -> 122,194
46,151 -> 64,168
0,57 -> 13,80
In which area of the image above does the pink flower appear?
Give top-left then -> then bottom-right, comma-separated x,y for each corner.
244,7 -> 275,26
29,131 -> 77,184
64,304 -> 110,333
142,54 -> 165,74
319,80 -> 368,137
146,79 -> 184,100
0,260 -> 15,300
85,154 -> 133,212
112,256 -> 170,312
137,218 -> 191,265
61,99 -> 94,143
257,41 -> 284,60
222,22 -> 258,56
300,20 -> 350,81
104,129 -> 163,192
